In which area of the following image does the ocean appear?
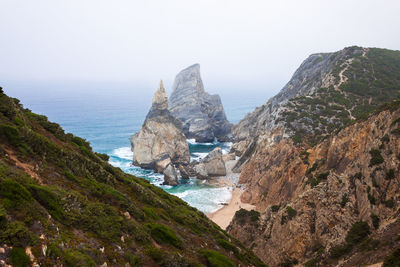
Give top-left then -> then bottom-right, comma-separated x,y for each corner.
4,81 -> 270,213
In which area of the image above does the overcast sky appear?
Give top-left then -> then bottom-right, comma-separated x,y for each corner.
1,0 -> 399,95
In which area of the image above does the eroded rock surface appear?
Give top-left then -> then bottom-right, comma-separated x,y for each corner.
130,81 -> 189,185
169,64 -> 233,142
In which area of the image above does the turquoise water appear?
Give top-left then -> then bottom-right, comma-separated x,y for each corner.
4,81 -> 269,213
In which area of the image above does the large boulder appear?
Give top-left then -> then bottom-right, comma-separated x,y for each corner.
193,147 -> 227,179
130,81 -> 190,185
169,64 -> 233,142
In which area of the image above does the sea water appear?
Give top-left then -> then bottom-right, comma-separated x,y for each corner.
4,81 -> 269,213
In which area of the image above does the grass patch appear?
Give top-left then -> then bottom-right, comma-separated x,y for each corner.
148,223 -> 182,249
200,249 -> 234,267
10,247 -> 31,267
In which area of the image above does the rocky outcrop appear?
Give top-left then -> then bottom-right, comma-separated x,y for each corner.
227,47 -> 400,266
192,147 -> 227,179
228,102 -> 400,266
130,81 -> 190,185
169,64 -> 233,142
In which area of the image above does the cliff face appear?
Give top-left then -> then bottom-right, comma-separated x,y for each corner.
227,46 -> 400,266
229,104 -> 400,266
0,88 -> 266,267
232,47 -> 400,155
169,64 -> 233,142
130,81 -> 190,185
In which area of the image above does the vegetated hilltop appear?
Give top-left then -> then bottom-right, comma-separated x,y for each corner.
228,47 -> 400,266
0,88 -> 266,267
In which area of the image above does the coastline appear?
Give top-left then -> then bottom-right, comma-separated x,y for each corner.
206,186 -> 255,230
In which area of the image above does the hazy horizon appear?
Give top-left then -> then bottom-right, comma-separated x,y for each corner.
1,0 -> 400,97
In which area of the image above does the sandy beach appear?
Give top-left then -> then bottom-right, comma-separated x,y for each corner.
207,186 -> 255,230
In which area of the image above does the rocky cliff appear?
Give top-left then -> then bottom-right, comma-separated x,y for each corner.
227,47 -> 400,266
232,47 -> 400,155
130,81 -> 190,185
229,103 -> 400,266
169,64 -> 233,142
0,87 -> 266,267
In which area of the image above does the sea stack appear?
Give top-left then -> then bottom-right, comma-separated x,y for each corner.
130,81 -> 190,185
169,64 -> 233,143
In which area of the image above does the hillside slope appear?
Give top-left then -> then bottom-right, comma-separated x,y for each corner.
229,101 -> 400,266
0,88 -> 266,267
227,46 -> 400,266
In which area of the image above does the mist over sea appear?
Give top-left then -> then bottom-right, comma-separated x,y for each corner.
4,81 -> 269,213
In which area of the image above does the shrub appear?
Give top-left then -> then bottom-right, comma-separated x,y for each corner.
249,210 -> 260,222
0,222 -> 34,246
0,204 -> 6,228
384,199 -> 395,208
47,242 -> 63,259
368,193 -> 376,205
29,185 -> 65,221
64,171 -> 77,182
148,223 -> 182,249
124,253 -> 141,266
64,249 -> 95,267
271,205 -> 280,212
369,149 -> 384,166
345,221 -> 370,246
316,171 -> 329,181
200,249 -> 234,267
10,247 -> 31,267
383,246 -> 400,267
145,246 -> 165,264
371,214 -> 380,229
386,169 -> 395,180
95,152 -> 109,161
340,195 -> 349,208
0,179 -> 32,206
286,206 -> 297,220
330,243 -> 351,259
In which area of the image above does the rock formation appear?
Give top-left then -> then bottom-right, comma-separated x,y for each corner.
192,147 -> 227,179
169,64 -> 233,142
130,81 -> 190,185
226,46 -> 400,266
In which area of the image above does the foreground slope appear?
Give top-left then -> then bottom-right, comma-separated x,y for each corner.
0,88 -> 266,267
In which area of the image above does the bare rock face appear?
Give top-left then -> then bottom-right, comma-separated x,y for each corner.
192,147 -> 227,179
130,81 -> 190,185
169,64 -> 233,142
228,107 -> 400,266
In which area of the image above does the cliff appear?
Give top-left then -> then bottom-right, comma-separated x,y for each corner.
130,81 -> 190,185
227,46 -> 400,266
0,87 -> 266,267
169,64 -> 233,142
229,102 -> 400,266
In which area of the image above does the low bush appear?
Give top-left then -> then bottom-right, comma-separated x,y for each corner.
386,169 -> 395,180
148,223 -> 182,249
145,246 -> 165,264
345,221 -> 370,246
64,249 -> 95,267
29,185 -> 65,221
271,205 -> 280,212
10,247 -> 31,267
369,149 -> 384,166
371,214 -> 380,229
383,246 -> 400,267
200,249 -> 234,267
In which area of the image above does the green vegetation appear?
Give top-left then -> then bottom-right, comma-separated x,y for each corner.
271,205 -> 280,212
383,246 -> 400,267
148,223 -> 183,248
9,247 -> 31,267
234,209 -> 260,225
330,221 -> 371,259
200,249 -> 234,267
281,206 -> 297,225
0,91 -> 265,266
369,149 -> 384,166
64,249 -> 96,267
280,48 -> 400,146
370,214 -> 380,229
386,169 -> 395,180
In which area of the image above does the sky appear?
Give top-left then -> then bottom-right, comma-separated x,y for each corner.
1,0 -> 400,97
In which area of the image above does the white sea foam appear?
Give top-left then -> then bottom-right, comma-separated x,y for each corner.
111,146 -> 133,160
